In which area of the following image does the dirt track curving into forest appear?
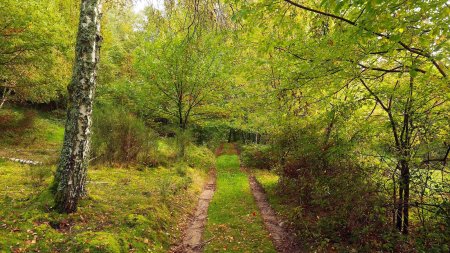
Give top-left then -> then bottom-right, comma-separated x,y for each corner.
173,143 -> 302,253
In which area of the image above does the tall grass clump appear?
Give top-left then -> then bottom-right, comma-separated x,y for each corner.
91,105 -> 157,165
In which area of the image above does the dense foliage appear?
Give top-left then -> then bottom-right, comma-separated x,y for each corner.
0,0 -> 448,251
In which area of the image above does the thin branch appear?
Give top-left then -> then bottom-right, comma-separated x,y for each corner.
358,63 -> 426,74
283,0 -> 447,78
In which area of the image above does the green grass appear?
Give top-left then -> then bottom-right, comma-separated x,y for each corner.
0,108 -> 65,163
0,107 -> 218,252
253,170 -> 285,215
0,161 -> 208,252
203,151 -> 276,253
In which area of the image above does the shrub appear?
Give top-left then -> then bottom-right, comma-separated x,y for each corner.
26,165 -> 52,186
185,145 -> 215,169
240,144 -> 276,169
175,129 -> 193,158
191,124 -> 227,150
142,139 -> 178,167
276,156 -> 387,250
92,105 -> 157,165
0,110 -> 15,130
0,109 -> 36,135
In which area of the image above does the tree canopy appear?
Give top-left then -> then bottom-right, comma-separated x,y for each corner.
0,0 -> 448,251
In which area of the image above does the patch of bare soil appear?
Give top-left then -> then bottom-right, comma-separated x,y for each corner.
171,170 -> 216,253
214,143 -> 224,156
248,175 -> 303,253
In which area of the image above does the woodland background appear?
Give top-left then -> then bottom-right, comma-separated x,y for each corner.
0,0 -> 449,252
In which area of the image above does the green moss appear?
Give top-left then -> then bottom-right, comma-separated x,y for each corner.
125,214 -> 150,227
0,161 -> 208,252
75,232 -> 124,253
0,109 -> 210,252
185,145 -> 216,169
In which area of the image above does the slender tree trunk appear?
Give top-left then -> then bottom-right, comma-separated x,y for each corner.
396,167 -> 404,231
52,0 -> 103,214
392,165 -> 397,229
402,161 -> 410,234
396,158 -> 410,234
0,87 -> 11,109
178,128 -> 186,158
399,74 -> 413,234
0,94 -> 7,109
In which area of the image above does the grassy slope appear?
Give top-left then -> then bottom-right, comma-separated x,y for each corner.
203,145 -> 276,253
0,108 -> 65,163
0,109 -> 209,252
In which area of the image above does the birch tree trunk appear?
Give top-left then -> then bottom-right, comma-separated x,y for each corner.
0,87 -> 11,109
53,0 -> 103,213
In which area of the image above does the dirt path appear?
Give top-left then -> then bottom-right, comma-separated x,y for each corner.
203,154 -> 276,252
173,143 -> 298,252
248,175 -> 303,253
172,170 -> 216,253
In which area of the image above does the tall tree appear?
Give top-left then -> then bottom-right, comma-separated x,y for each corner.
0,0 -> 76,109
232,0 -> 449,237
52,0 -> 103,213
135,2 -> 234,155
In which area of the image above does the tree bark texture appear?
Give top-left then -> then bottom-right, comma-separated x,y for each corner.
53,0 -> 103,213
0,87 -> 12,109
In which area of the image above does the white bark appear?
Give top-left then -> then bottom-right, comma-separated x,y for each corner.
0,87 -> 12,109
53,0 -> 103,213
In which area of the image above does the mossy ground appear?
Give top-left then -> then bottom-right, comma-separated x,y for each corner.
0,109 -> 210,252
203,144 -> 276,253
0,160 -> 207,252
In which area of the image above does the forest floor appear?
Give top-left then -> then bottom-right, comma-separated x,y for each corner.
0,109 -> 211,252
0,108 -> 300,252
0,159 -> 208,252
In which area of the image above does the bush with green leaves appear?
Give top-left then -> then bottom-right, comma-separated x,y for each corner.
91,105 -> 157,165
0,109 -> 36,136
175,129 -> 193,158
184,145 -> 216,169
240,144 -> 276,169
274,156 -> 389,251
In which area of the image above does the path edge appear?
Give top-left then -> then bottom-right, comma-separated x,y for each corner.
248,173 -> 303,253
170,169 -> 216,253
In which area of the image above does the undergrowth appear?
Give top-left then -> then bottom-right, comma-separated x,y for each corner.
0,161 -> 207,252
0,107 -> 215,252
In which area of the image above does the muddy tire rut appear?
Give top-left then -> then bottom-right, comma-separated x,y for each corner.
171,170 -> 216,253
248,175 -> 303,253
